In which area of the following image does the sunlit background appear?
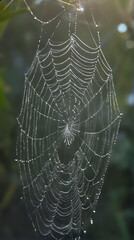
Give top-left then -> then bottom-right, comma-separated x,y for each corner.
0,0 -> 134,239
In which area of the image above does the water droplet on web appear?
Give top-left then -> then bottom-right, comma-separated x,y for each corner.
90,218 -> 93,224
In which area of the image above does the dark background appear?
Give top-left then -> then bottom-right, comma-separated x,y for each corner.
0,0 -> 134,239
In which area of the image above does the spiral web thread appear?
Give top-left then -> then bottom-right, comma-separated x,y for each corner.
15,0 -> 121,239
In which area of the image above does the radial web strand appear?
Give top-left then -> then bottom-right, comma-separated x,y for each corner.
15,0 -> 121,239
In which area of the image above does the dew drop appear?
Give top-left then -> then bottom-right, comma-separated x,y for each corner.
90,218 -> 93,224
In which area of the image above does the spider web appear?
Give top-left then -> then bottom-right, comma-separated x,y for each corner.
15,0 -> 121,239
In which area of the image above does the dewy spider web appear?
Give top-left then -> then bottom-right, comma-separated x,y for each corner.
15,0 -> 122,239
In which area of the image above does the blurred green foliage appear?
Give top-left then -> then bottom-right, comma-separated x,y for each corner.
0,1 -> 28,36
0,0 -> 134,240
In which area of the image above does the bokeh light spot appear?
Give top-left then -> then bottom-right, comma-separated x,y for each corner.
117,23 -> 128,33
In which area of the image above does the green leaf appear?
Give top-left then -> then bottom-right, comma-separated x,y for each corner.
0,2 -> 28,37
0,8 -> 28,22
